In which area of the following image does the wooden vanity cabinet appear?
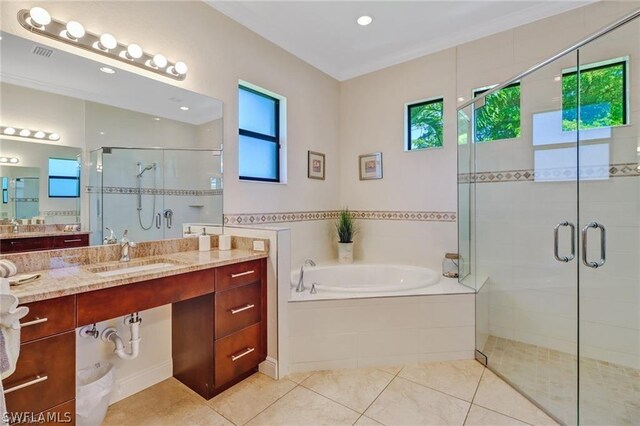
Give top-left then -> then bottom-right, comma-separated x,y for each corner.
1,234 -> 88,254
172,258 -> 268,399
2,296 -> 77,424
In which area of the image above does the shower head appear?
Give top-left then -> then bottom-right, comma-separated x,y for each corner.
136,162 -> 157,178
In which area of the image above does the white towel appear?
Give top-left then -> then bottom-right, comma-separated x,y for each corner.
0,277 -> 29,421
0,260 -> 17,279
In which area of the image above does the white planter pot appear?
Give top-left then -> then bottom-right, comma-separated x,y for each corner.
338,242 -> 354,264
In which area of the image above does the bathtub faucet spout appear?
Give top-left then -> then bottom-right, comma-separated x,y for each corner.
296,259 -> 316,292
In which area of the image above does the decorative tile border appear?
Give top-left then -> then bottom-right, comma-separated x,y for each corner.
11,197 -> 39,202
224,209 -> 456,225
41,210 -> 80,217
459,162 -> 639,183
85,186 -> 223,196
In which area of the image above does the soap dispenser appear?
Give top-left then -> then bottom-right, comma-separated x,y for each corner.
199,228 -> 211,252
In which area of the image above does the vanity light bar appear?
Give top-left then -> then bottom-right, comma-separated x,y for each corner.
1,126 -> 60,142
0,157 -> 20,164
17,7 -> 188,81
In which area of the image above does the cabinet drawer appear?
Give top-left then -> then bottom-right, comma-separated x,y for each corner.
31,400 -> 75,426
215,282 -> 261,339
53,234 -> 89,249
215,260 -> 262,292
3,332 -> 75,415
214,323 -> 262,388
21,296 -> 76,343
1,237 -> 53,254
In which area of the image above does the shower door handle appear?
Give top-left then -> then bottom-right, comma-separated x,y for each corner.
553,221 -> 575,262
155,213 -> 161,229
582,222 -> 606,268
163,209 -> 173,229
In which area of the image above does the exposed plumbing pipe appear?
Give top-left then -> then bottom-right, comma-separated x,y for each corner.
101,313 -> 142,360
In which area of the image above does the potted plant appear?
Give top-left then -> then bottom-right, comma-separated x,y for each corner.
336,208 -> 356,264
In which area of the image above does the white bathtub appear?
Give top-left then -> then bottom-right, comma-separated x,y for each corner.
290,263 -> 473,301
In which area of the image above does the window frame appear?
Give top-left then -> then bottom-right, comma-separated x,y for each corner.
561,57 -> 629,130
48,157 -> 80,198
238,84 -> 281,183
405,97 -> 445,152
472,81 -> 522,143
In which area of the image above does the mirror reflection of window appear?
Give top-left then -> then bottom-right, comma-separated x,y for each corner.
48,158 -> 80,198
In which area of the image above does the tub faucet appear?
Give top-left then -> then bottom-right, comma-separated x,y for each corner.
120,230 -> 137,262
296,259 -> 316,292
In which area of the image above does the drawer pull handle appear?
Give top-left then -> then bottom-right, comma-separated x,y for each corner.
231,304 -> 255,314
231,270 -> 254,278
231,347 -> 255,362
4,375 -> 48,394
63,238 -> 82,243
22,317 -> 48,327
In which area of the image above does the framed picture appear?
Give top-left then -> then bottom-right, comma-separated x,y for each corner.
307,151 -> 325,180
359,152 -> 383,180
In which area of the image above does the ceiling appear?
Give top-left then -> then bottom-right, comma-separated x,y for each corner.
207,1 -> 593,81
0,31 -> 222,125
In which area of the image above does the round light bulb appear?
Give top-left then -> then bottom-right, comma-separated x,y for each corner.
99,33 -> 117,50
0,158 -> 7,163
357,15 -> 373,26
19,129 -> 31,137
126,43 -> 143,60
34,131 -> 45,139
29,7 -> 51,28
65,21 -> 86,40
152,54 -> 167,69
48,133 -> 60,141
9,158 -> 19,164
174,61 -> 188,75
3,127 -> 16,135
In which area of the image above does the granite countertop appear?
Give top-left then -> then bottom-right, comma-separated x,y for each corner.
12,249 -> 267,304
0,231 -> 90,240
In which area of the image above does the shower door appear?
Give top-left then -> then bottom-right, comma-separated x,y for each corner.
577,18 -> 640,425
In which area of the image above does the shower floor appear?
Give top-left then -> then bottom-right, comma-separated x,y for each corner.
481,335 -> 639,425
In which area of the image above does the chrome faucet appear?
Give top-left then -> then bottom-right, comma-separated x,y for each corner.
11,219 -> 19,234
296,259 -> 316,292
120,230 -> 137,262
103,227 -> 117,245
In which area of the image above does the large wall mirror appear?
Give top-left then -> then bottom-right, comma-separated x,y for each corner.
0,32 -> 223,248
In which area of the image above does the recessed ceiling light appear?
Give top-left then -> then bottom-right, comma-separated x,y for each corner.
180,106 -> 189,111
153,117 -> 161,121
357,15 -> 373,26
100,66 -> 115,74
457,97 -> 465,102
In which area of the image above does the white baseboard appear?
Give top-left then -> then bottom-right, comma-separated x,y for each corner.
109,359 -> 173,404
259,356 -> 278,379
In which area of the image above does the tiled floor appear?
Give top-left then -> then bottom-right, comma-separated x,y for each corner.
103,359 -> 559,426
481,335 -> 640,425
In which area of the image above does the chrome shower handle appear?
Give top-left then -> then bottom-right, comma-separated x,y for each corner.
553,221 -> 575,262
163,209 -> 173,229
155,213 -> 161,229
581,222 -> 606,268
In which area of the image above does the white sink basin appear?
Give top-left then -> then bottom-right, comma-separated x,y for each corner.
93,262 -> 176,278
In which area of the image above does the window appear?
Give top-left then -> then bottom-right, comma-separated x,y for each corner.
406,98 -> 444,150
48,158 -> 79,198
238,85 -> 281,182
2,177 -> 7,204
562,59 -> 627,131
473,82 -> 521,142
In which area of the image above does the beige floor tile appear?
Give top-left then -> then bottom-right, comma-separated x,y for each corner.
208,373 -> 297,425
354,415 -> 385,425
151,398 -> 233,426
399,359 -> 484,401
285,370 -> 315,384
473,370 -> 559,426
246,386 -> 360,426
365,377 -> 470,426
301,367 -> 395,413
376,365 -> 402,375
464,404 -> 528,426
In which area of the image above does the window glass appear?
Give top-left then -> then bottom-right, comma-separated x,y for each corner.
407,99 -> 444,150
474,83 -> 521,142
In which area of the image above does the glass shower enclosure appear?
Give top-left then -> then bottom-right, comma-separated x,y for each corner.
89,147 -> 223,245
458,9 -> 639,425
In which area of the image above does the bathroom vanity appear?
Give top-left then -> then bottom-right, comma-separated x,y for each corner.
2,250 -> 267,424
0,232 -> 89,254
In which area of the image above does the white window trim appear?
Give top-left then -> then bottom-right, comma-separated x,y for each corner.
238,79 -> 288,184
